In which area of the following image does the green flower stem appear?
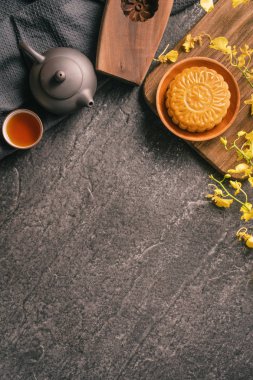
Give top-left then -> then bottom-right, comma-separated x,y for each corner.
237,66 -> 253,88
220,176 -> 248,203
240,187 -> 248,203
153,43 -> 171,62
231,142 -> 253,166
245,54 -> 252,70
210,175 -> 248,208
160,43 -> 170,56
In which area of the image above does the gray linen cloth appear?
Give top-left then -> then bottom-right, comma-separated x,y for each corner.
0,0 -> 196,159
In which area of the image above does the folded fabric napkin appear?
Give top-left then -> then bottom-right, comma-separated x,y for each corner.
0,0 -> 197,159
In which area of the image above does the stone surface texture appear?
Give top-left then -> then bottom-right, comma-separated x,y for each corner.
1,4 -> 253,380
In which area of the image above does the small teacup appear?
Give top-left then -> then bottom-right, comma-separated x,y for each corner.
2,109 -> 43,149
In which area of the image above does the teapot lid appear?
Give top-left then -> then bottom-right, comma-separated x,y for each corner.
40,56 -> 83,100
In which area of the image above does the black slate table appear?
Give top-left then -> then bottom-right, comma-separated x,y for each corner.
1,4 -> 253,380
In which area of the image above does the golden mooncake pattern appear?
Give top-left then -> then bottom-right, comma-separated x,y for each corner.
165,67 -> 231,132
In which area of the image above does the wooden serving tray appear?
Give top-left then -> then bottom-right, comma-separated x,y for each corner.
96,0 -> 174,85
143,0 -> 253,175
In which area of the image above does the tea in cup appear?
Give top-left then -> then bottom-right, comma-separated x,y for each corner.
2,109 -> 43,149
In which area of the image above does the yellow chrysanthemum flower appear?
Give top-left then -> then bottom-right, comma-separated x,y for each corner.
214,196 -> 233,208
182,34 -> 195,53
240,44 -> 253,56
240,202 -> 253,221
158,50 -> 178,63
206,192 -> 233,208
236,227 -> 253,248
229,180 -> 242,195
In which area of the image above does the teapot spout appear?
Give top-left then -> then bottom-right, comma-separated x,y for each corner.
78,90 -> 94,108
19,41 -> 45,64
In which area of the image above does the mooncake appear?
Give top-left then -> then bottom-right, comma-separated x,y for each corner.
165,67 -> 231,132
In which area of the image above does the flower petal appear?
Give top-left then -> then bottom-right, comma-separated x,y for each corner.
237,54 -> 246,68
209,37 -> 231,54
229,180 -> 242,195
232,0 -> 249,8
240,202 -> 253,221
220,137 -> 228,146
213,195 -> 233,208
165,50 -> 178,63
248,177 -> 253,187
200,0 -> 214,12
244,95 -> 253,115
245,131 -> 253,142
246,236 -> 253,248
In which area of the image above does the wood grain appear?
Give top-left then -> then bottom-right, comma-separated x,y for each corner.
143,0 -> 253,174
96,0 -> 174,85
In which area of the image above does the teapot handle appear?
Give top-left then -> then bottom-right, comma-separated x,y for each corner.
19,41 -> 45,64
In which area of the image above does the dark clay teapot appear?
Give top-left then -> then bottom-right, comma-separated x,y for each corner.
20,41 -> 97,115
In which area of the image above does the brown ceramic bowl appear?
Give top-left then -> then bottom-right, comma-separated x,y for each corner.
156,57 -> 240,141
